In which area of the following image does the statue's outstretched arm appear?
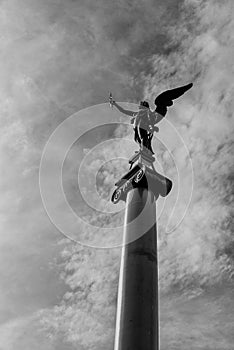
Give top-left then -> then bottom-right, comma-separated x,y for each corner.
112,101 -> 135,117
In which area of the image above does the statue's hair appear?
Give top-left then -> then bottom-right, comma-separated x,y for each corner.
140,101 -> 149,108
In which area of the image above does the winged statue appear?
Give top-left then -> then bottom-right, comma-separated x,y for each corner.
110,83 -> 193,154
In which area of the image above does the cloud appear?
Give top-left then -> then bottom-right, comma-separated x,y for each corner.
1,0 -> 234,349
0,312 -> 77,350
39,0 -> 234,348
143,0 -> 234,291
0,0 -> 185,346
0,314 -> 48,350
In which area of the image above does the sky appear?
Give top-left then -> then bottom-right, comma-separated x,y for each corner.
0,0 -> 234,349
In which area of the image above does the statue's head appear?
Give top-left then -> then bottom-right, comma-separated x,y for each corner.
139,101 -> 149,109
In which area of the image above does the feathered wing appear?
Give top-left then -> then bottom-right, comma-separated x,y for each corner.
154,83 -> 193,116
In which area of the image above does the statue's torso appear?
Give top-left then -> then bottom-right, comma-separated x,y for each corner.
134,109 -> 157,130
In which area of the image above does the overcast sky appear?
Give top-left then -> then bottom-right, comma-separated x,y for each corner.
0,0 -> 234,349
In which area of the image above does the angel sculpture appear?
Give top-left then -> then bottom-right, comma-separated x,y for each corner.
109,83 -> 193,154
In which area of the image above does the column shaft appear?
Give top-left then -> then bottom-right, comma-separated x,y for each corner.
114,187 -> 158,350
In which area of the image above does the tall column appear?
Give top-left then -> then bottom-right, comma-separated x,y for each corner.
112,150 -> 172,350
114,187 -> 159,350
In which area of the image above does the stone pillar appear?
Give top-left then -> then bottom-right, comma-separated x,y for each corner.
112,150 -> 172,350
114,188 -> 159,350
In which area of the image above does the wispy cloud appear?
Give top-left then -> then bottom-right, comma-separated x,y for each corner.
1,0 -> 234,349
39,1 -> 234,349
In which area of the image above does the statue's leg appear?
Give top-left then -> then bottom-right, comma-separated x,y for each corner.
148,133 -> 154,154
139,127 -> 149,151
134,127 -> 141,146
139,128 -> 154,154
